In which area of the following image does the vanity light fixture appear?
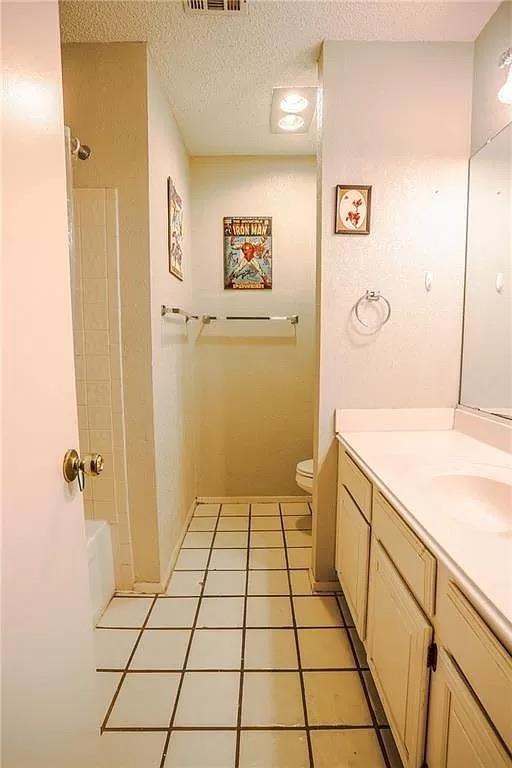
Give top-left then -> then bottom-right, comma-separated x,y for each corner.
270,86 -> 318,134
498,47 -> 512,105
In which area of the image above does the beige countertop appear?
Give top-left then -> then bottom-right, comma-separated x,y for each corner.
336,427 -> 512,649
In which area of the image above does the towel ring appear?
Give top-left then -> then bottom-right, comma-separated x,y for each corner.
354,290 -> 391,329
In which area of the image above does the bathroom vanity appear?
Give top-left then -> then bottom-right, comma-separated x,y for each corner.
334,412 -> 511,768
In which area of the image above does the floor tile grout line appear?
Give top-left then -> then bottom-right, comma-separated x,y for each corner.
333,596 -> 392,768
100,593 -> 159,733
158,508 -> 222,768
97,623 -> 352,633
97,665 -> 362,674
234,503 -> 252,768
103,724 -> 382,733
279,502 -> 315,768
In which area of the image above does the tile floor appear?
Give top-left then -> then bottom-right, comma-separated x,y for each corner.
94,501 -> 403,767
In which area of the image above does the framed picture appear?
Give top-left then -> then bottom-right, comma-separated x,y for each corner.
168,177 -> 184,280
223,217 -> 272,290
335,185 -> 372,235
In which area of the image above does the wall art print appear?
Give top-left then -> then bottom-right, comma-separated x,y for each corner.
335,185 -> 372,235
223,217 -> 272,290
168,177 -> 184,280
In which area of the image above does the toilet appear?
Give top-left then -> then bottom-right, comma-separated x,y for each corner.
295,458 -> 314,493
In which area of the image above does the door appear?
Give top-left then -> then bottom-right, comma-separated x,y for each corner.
336,485 -> 370,638
2,3 -> 101,766
427,648 -> 511,768
366,540 -> 432,768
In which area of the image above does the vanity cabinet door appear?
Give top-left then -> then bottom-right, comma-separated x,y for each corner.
335,486 -> 370,638
426,648 -> 511,768
366,539 -> 432,768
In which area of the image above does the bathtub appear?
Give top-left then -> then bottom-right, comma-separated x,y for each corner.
85,520 -> 115,625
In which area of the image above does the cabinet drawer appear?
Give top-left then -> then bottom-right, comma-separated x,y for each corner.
373,490 -> 436,617
437,577 -> 512,753
340,449 -> 372,522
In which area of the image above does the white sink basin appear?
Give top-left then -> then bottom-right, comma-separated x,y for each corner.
431,472 -> 511,534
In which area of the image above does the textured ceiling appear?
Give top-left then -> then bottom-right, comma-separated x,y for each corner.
59,1 -> 498,156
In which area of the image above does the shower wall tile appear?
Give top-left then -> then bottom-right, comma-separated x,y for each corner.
77,405 -> 88,429
86,355 -> 110,381
109,344 -> 121,381
89,405 -> 112,429
75,356 -> 86,381
87,381 -> 111,406
74,331 -> 85,357
76,381 -> 87,405
111,380 -> 122,413
94,478 -> 116,503
85,330 -> 109,356
79,429 -> 90,452
84,278 -> 107,304
74,187 -> 133,590
84,303 -> 109,331
89,428 -> 113,454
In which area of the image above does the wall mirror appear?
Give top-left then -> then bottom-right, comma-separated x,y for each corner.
460,122 -> 511,420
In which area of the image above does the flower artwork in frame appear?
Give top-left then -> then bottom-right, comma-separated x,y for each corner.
335,185 -> 372,235
168,177 -> 184,280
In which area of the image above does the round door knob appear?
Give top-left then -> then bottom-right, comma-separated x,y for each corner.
82,453 -> 104,476
62,449 -> 104,483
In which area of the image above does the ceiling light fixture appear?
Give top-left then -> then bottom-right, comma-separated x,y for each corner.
280,93 -> 308,114
270,86 -> 318,135
498,47 -> 512,105
278,114 -> 305,131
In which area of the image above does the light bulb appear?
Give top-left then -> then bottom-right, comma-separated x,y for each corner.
498,66 -> 512,105
279,93 -> 308,113
278,114 -> 305,132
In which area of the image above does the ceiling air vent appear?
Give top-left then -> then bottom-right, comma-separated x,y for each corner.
184,0 -> 248,14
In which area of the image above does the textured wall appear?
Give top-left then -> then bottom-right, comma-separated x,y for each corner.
313,41 -> 473,582
471,1 -> 512,152
147,57 -> 197,576
191,156 -> 316,495
61,43 -> 161,583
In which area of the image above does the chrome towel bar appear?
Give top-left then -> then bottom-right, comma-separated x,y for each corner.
202,314 -> 299,325
161,306 -> 299,325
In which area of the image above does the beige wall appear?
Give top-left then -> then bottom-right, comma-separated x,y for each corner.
314,42 -> 473,582
471,1 -> 512,152
147,57 -> 197,574
62,44 -> 197,586
191,156 -> 316,495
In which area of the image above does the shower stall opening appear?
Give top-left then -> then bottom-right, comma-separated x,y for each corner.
65,127 -> 135,608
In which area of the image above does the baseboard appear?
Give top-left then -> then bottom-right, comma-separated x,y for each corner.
134,499 -> 197,594
196,495 -> 312,503
309,570 -> 340,593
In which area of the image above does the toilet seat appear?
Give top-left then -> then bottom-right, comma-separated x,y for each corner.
295,458 -> 314,493
296,459 -> 314,478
